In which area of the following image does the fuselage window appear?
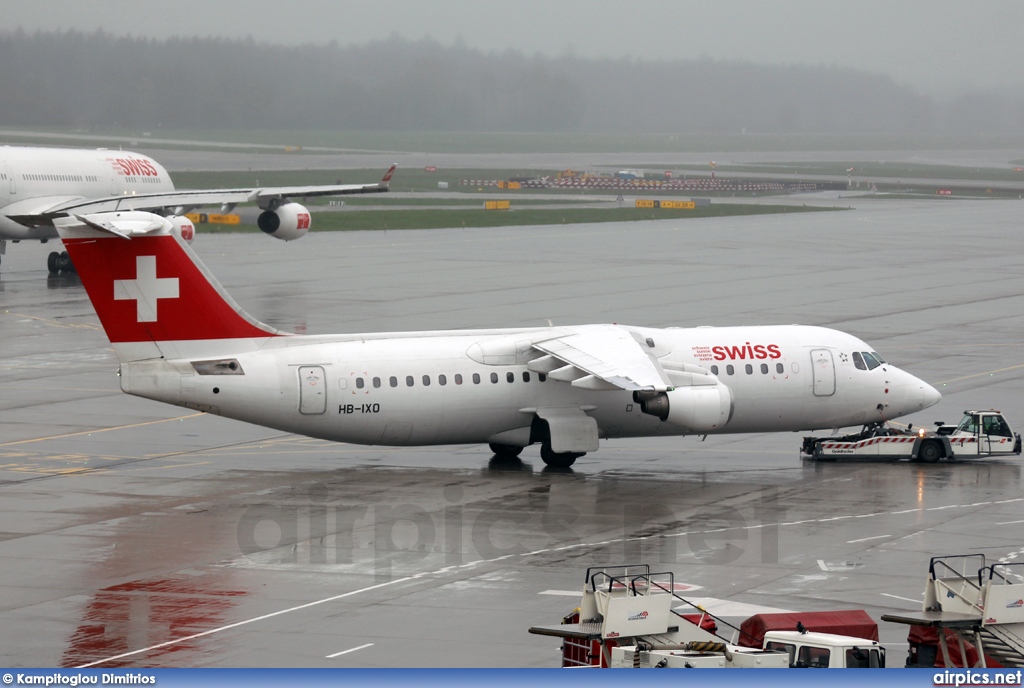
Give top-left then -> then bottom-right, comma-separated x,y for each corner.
792,362 -> 800,373
390,376 -> 398,387
539,373 -> 547,382
761,363 -> 769,374
852,351 -> 866,370
523,371 -> 531,382
862,352 -> 881,370
506,372 -> 515,383
372,377 -> 381,388
745,364 -> 753,375
776,363 -> 784,374
473,373 -> 481,384
490,372 -> 499,384
455,373 -> 463,385
422,375 -> 431,386
710,365 -> 719,375
438,374 -> 447,386
406,375 -> 414,387
726,365 -> 734,375
355,377 -> 364,389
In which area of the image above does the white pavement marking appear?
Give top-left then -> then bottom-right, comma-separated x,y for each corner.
880,593 -> 922,605
817,559 -> 829,571
539,590 -> 581,597
997,519 -> 1024,525
847,534 -> 890,544
78,494 -> 1024,667
327,643 -> 374,659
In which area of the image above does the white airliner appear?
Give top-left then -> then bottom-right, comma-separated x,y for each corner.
0,145 -> 395,272
54,213 -> 941,468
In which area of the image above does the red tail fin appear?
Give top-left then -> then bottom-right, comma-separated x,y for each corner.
61,230 -> 279,345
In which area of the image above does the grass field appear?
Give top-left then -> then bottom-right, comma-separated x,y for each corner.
199,203 -> 839,234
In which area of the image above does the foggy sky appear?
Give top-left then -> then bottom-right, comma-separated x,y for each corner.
1,0 -> 1022,99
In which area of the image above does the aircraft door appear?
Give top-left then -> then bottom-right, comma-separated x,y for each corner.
810,349 -> 836,397
298,366 -> 327,415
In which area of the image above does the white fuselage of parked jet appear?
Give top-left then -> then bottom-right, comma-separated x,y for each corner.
134,324 -> 936,449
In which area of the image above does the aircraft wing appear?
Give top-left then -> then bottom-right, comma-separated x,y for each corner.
7,165 -> 396,227
530,325 -> 674,392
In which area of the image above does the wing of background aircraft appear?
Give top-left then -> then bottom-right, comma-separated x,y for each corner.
7,164 -> 396,228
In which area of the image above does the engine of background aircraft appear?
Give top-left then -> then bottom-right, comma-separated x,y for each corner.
257,202 -> 311,241
166,215 -> 195,244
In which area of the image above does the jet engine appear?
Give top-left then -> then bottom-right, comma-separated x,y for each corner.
635,383 -> 734,432
257,202 -> 311,241
167,215 -> 196,244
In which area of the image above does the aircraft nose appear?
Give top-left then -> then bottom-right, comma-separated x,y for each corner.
920,381 -> 942,409
906,373 -> 941,411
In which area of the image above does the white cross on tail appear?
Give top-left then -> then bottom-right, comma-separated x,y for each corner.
113,255 -> 179,322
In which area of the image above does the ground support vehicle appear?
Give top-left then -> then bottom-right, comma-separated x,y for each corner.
882,555 -> 1024,668
528,564 -> 884,668
801,410 -> 1021,462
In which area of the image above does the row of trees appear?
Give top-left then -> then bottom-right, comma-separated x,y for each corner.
0,30 -> 1020,134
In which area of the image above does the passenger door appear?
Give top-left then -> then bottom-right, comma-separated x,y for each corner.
810,349 -> 836,397
298,366 -> 327,415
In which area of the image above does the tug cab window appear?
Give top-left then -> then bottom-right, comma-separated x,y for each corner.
957,415 -> 979,434
984,415 -> 1013,437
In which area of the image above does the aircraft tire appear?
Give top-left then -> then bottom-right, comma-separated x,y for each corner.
489,443 -> 524,458
47,251 -> 60,274
540,444 -> 582,468
58,251 -> 74,273
919,440 -> 943,463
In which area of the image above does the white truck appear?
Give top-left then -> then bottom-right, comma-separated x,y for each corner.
801,410 -> 1021,462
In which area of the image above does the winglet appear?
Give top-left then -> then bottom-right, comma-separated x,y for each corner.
381,163 -> 398,185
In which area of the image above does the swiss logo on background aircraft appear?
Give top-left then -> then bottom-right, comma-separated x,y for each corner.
113,255 -> 179,322
108,157 -> 159,177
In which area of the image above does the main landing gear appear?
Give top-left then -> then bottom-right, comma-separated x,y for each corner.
540,444 -> 584,468
47,251 -> 75,275
488,442 -> 585,468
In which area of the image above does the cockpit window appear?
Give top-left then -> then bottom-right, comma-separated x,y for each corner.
871,352 -> 886,364
852,352 -> 866,370
862,352 -> 881,370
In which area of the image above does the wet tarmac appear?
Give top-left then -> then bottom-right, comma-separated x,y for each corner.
1,196 -> 1023,667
